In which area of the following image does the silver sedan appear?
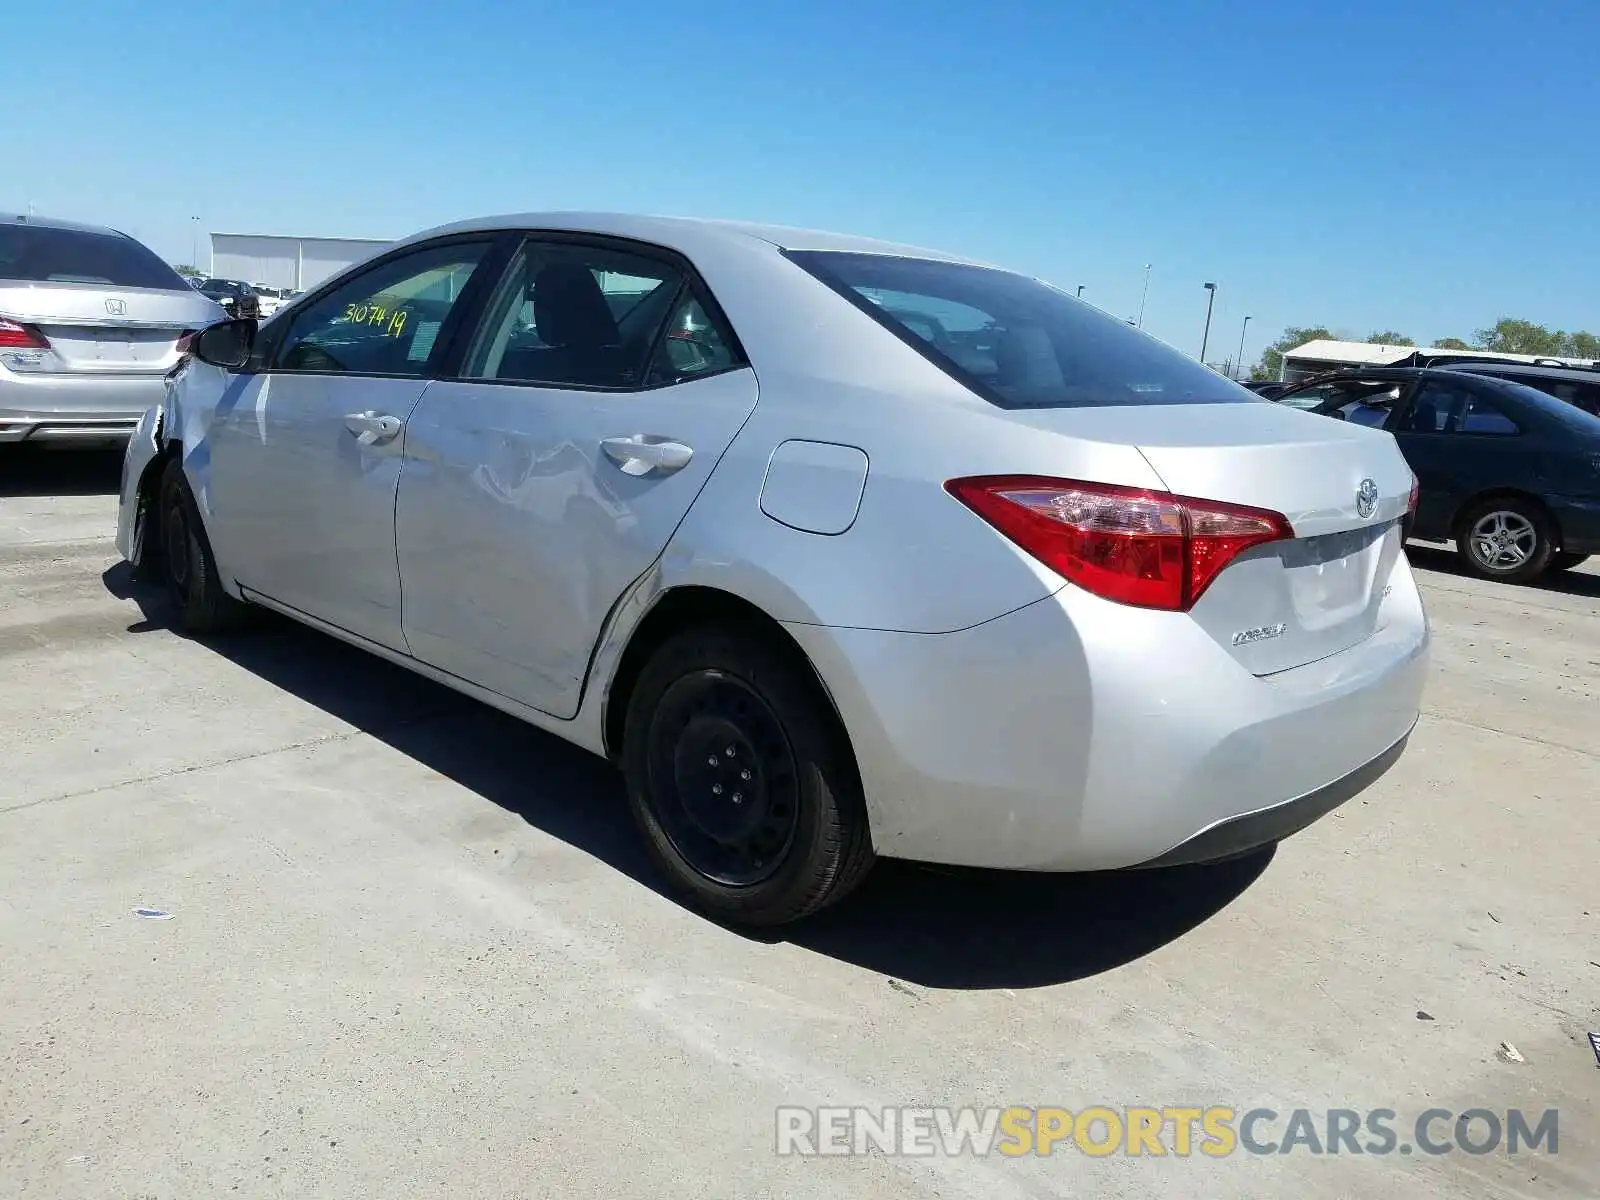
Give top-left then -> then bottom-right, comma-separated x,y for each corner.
115,213 -> 1429,926
1,213 -> 225,444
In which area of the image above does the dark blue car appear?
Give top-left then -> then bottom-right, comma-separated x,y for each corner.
1275,367 -> 1600,583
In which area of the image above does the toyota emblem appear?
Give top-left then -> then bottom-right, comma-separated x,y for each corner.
104,298 -> 126,316
1356,478 -> 1379,519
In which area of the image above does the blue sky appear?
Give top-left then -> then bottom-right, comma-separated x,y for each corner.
8,0 -> 1599,367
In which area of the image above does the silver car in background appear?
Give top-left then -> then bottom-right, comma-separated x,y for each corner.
0,213 -> 224,444
115,213 -> 1429,927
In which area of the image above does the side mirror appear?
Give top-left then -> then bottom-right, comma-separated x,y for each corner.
192,319 -> 255,369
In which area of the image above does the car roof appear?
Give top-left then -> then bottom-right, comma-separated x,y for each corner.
1290,367 -> 1429,383
1442,362 -> 1600,383
0,211 -> 126,238
394,211 -> 991,267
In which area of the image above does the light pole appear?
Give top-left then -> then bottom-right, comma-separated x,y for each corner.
1235,315 -> 1252,380
1076,284 -> 1085,298
1199,282 -> 1217,362
191,217 -> 200,272
1137,264 -> 1151,328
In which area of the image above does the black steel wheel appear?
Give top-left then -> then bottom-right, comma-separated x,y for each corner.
622,623 -> 874,926
158,457 -> 247,635
647,671 -> 799,886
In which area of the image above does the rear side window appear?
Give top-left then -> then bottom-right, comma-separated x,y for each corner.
787,250 -> 1257,409
0,224 -> 187,290
1402,383 -> 1467,432
1455,395 -> 1519,435
646,294 -> 740,385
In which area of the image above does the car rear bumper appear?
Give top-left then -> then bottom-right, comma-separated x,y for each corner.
0,366 -> 167,442
1133,727 -> 1411,867
1550,495 -> 1600,554
787,553 -> 1429,872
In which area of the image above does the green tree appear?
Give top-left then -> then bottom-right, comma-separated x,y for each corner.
1254,325 -> 1333,380
1564,331 -> 1600,359
1365,331 -> 1414,346
1473,318 -> 1567,357
1432,337 -> 1471,350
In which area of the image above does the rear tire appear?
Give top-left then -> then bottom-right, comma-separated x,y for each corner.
1454,497 -> 1554,584
1549,551 -> 1589,572
621,623 -> 874,927
159,457 -> 248,635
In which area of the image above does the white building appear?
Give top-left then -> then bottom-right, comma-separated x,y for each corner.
1280,338 -> 1593,383
207,232 -> 393,292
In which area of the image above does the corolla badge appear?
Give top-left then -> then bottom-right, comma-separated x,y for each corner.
1356,477 -> 1379,519
1231,622 -> 1287,647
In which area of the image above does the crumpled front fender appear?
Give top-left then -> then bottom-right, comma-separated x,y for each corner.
115,401 -> 166,566
113,360 -> 240,568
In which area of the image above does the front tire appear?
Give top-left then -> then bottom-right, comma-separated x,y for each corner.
1454,498 -> 1554,584
621,624 -> 874,926
159,457 -> 247,635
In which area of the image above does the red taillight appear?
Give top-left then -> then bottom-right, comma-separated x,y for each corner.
1407,474 -> 1419,515
0,317 -> 49,350
945,475 -> 1293,612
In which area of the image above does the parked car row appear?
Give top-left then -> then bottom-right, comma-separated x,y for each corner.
183,276 -> 300,319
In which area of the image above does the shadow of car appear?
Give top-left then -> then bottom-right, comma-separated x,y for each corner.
103,560 -> 1273,989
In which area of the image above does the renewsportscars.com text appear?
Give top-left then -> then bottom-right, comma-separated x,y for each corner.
775,1105 -> 1560,1158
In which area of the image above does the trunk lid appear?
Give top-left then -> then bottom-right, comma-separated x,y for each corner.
1003,401 -> 1415,674
0,282 -> 225,374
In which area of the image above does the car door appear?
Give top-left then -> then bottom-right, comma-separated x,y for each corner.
1389,379 -> 1532,538
394,235 -> 758,718
206,236 -> 501,650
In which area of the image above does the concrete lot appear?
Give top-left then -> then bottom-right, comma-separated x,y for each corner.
2,446 -> 1596,1199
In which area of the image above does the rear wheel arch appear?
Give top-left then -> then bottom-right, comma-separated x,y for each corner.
601,585 -> 855,770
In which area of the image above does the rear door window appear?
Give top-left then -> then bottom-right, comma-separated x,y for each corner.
0,224 -> 187,290
1400,382 -> 1473,433
1453,394 -> 1520,435
787,250 -> 1256,409
461,240 -> 687,390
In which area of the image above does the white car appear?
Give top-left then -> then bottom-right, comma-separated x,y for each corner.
251,285 -> 284,319
116,212 -> 1429,926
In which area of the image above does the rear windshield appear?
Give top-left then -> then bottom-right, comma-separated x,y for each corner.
0,224 -> 187,290
787,250 -> 1258,409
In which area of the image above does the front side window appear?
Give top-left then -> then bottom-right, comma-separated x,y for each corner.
787,250 -> 1258,409
274,241 -> 490,377
462,241 -> 684,389
0,224 -> 187,290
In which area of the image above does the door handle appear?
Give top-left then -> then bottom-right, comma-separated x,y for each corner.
344,411 -> 404,446
600,435 -> 694,476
